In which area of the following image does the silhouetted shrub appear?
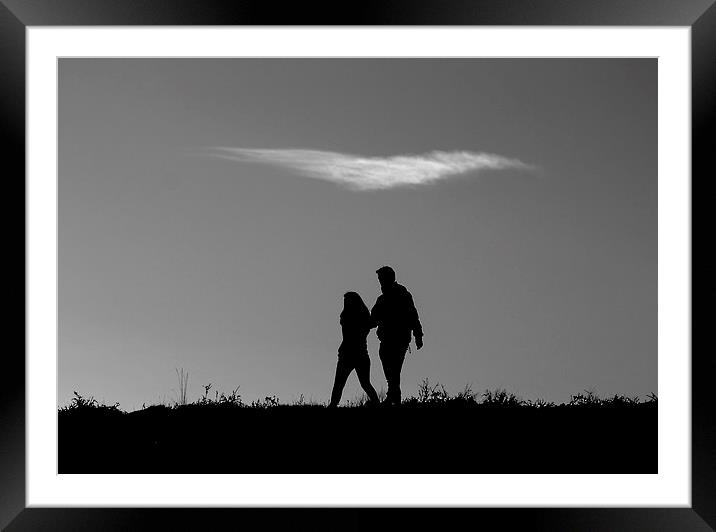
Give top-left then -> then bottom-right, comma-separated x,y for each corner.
189,383 -> 244,408
481,388 -> 524,407
60,391 -> 123,414
416,378 -> 450,404
250,395 -> 280,408
524,398 -> 556,408
454,384 -> 479,405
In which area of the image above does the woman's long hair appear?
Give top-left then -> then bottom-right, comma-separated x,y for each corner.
341,291 -> 371,326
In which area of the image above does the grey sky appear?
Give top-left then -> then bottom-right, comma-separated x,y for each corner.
59,59 -> 656,410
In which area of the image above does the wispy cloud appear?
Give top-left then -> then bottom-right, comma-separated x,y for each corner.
203,147 -> 532,191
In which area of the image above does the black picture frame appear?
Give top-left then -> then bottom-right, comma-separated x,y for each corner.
2,1 -> 711,530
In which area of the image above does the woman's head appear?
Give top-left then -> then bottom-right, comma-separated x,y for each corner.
343,291 -> 369,315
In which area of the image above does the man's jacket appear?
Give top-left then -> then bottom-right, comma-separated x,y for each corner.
370,283 -> 423,344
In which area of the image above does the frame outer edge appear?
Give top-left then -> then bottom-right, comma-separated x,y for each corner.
692,1 -> 716,531
0,0 -> 715,26
0,0 -> 26,530
4,0 -> 714,529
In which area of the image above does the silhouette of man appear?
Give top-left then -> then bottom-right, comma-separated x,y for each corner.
371,266 -> 423,406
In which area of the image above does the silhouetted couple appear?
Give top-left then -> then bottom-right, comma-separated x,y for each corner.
329,266 -> 424,407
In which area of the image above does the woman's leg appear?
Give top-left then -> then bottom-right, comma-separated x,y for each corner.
329,356 -> 354,407
355,355 -> 380,405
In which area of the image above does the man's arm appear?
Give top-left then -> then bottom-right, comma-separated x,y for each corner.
407,292 -> 424,349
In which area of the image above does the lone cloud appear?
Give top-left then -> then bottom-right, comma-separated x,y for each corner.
204,147 -> 532,191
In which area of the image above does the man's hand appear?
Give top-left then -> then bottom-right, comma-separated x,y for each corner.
415,335 -> 423,350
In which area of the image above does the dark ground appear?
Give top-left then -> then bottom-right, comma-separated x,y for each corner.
59,402 -> 656,473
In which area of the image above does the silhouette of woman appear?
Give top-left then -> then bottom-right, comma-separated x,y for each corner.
329,292 -> 380,407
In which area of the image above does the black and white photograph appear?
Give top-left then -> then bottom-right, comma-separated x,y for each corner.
58,57 -> 658,474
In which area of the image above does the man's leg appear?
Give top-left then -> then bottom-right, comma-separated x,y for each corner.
378,343 -> 393,403
329,357 -> 354,407
390,352 -> 406,405
379,341 -> 407,405
354,355 -> 379,405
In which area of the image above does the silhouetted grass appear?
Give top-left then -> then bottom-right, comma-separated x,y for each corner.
59,378 -> 657,474
173,368 -> 189,406
60,378 -> 657,414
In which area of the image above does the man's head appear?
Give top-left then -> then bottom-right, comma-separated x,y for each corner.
376,266 -> 396,294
